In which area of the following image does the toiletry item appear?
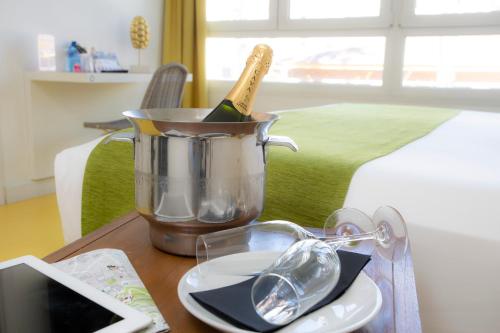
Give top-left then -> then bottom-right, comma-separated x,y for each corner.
67,41 -> 81,72
80,54 -> 94,72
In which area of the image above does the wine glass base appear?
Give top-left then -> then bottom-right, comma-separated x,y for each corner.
323,208 -> 375,254
373,206 -> 409,262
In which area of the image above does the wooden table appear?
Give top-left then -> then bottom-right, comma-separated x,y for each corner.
45,212 -> 422,333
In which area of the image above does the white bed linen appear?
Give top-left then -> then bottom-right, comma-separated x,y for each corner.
54,110 -> 500,332
54,136 -> 103,244
344,111 -> 500,332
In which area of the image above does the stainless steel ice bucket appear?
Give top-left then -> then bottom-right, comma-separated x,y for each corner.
111,108 -> 297,256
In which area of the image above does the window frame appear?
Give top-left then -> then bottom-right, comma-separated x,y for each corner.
207,0 -> 278,32
205,0 -> 500,108
401,0 -> 500,28
278,0 -> 393,30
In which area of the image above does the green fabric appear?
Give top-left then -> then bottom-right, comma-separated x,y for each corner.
81,132 -> 134,236
81,104 -> 458,235
259,103 -> 458,227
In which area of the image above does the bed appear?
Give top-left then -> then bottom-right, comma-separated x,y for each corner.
54,106 -> 500,332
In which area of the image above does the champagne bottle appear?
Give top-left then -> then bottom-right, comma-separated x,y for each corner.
203,44 -> 273,122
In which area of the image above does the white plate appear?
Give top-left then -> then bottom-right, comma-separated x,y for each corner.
178,251 -> 382,333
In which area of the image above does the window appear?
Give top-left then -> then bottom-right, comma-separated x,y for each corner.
206,0 -> 390,85
289,0 -> 381,19
206,0 -> 500,101
207,37 -> 385,85
414,0 -> 500,15
402,0 -> 500,26
206,0 -> 270,21
403,35 -> 500,89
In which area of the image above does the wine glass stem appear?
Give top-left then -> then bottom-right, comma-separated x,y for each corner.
320,230 -> 378,249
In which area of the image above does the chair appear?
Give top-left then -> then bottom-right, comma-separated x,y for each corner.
83,62 -> 188,132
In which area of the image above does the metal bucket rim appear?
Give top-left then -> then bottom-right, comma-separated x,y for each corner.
123,108 -> 279,124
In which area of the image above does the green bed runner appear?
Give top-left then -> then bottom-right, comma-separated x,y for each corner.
82,103 -> 457,235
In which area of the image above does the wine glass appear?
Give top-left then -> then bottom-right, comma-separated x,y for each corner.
195,206 -> 408,325
196,206 -> 407,270
250,206 -> 408,325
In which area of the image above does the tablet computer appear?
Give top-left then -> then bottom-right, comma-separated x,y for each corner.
0,255 -> 151,333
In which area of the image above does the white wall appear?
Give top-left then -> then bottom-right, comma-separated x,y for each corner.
0,0 -> 164,204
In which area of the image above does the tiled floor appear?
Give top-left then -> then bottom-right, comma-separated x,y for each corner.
0,194 -> 64,261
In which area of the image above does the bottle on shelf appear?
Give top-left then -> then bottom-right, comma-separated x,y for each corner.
66,41 -> 81,72
203,44 -> 273,122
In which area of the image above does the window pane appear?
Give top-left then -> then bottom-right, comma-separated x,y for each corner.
206,37 -> 385,86
206,0 -> 269,21
403,35 -> 500,89
289,0 -> 380,19
415,0 -> 500,15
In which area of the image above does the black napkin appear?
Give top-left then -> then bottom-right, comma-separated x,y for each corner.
190,251 -> 371,332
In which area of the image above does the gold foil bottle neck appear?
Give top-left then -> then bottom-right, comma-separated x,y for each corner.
246,44 -> 273,74
225,44 -> 273,116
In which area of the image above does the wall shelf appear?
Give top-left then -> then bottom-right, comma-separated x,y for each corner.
26,71 -> 153,84
24,72 -> 153,180
24,70 -> 192,179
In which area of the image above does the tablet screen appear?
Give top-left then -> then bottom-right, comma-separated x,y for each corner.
0,263 -> 123,333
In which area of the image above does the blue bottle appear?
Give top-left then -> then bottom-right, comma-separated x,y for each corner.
67,41 -> 81,72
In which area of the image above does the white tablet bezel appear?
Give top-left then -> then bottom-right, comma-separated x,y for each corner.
0,255 -> 151,333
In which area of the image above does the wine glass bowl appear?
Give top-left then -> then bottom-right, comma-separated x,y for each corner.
251,239 -> 340,326
195,220 -> 315,270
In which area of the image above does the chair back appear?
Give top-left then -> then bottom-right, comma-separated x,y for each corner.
141,62 -> 188,109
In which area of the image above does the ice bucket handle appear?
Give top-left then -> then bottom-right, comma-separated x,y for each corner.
265,135 -> 299,152
103,132 -> 135,159
103,132 -> 135,144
